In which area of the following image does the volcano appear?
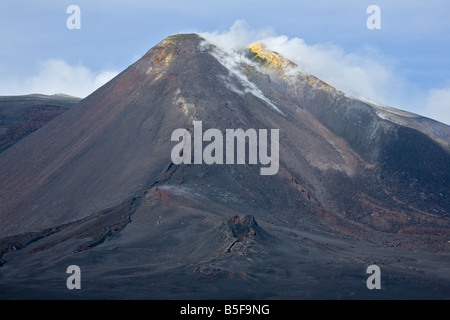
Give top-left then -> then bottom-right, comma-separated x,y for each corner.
0,34 -> 449,299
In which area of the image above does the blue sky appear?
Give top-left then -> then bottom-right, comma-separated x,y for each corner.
1,0 -> 449,124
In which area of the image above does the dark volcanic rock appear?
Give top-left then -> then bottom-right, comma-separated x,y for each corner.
226,215 -> 270,242
0,34 -> 449,299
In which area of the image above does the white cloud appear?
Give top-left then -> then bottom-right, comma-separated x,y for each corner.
28,59 -> 119,98
198,21 -> 450,126
199,20 -> 275,52
200,21 -> 450,127
258,36 -> 397,105
425,88 -> 450,125
1,59 -> 119,98
200,21 -> 408,109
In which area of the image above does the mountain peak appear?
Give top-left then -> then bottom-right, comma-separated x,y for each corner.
135,33 -> 202,78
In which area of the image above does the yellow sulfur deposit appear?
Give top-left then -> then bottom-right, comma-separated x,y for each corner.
247,43 -> 296,70
247,43 -> 340,95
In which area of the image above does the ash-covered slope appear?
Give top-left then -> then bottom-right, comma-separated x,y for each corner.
0,34 -> 449,299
